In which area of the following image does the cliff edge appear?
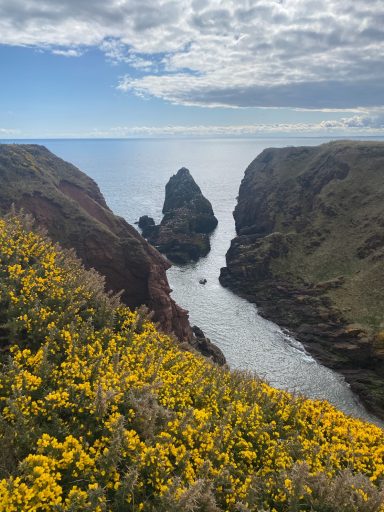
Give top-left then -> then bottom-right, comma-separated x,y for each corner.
0,144 -> 225,364
220,140 -> 384,417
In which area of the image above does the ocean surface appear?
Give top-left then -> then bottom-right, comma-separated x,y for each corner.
6,137 -> 384,423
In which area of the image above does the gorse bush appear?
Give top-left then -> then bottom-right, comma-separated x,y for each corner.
0,214 -> 383,511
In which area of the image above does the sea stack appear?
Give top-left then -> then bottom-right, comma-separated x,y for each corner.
141,167 -> 218,264
220,140 -> 384,417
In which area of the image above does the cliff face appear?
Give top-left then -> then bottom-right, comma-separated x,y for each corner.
220,141 -> 384,417
141,168 -> 218,264
0,144 -> 194,341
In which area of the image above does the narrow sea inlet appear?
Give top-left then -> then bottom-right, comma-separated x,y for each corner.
11,136 -> 384,423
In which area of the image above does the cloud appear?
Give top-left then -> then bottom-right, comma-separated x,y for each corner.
100,39 -> 154,70
83,112 -> 384,137
0,128 -> 20,135
1,0 -> 384,109
117,77 -> 384,110
319,111 -> 384,130
51,48 -> 84,57
2,113 -> 382,139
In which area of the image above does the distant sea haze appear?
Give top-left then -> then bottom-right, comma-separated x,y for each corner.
5,136 -> 384,423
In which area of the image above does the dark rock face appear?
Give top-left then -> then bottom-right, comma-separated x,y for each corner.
142,168 -> 218,264
191,326 -> 226,365
138,215 -> 156,238
220,141 -> 384,418
0,144 -> 225,365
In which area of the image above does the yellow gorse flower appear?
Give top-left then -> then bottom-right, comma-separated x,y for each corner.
0,214 -> 383,511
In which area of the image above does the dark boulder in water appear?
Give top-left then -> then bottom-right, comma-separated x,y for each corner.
138,215 -> 156,238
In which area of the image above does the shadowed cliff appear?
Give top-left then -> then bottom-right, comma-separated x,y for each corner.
220,140 -> 384,417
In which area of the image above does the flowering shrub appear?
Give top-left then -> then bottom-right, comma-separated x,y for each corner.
0,214 -> 383,511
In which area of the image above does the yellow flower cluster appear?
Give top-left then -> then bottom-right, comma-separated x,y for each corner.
0,214 -> 383,512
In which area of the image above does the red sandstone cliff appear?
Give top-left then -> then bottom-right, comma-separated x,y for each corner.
0,144 -> 193,342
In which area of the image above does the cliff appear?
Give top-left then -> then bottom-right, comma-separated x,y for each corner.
220,140 -> 384,417
141,167 -> 218,263
0,144 -> 225,363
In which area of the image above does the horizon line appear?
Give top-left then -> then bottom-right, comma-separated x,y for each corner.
1,135 -> 384,142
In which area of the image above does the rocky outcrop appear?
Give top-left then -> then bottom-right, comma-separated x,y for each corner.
141,168 -> 218,264
138,215 -> 156,238
190,326 -> 226,365
0,144 -> 225,364
220,141 -> 384,417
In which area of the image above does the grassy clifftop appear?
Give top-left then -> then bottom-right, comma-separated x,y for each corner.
221,141 -> 384,416
0,214 -> 384,511
231,140 -> 384,333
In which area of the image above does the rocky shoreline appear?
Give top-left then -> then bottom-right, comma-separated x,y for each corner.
220,259 -> 383,416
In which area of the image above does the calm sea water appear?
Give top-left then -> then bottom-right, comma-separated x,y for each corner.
6,137 -> 384,423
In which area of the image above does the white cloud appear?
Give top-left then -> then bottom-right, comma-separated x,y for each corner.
84,113 -> 384,137
319,110 -> 384,129
3,114 -> 383,139
0,128 -> 20,135
51,48 -> 84,57
1,0 -> 384,109
100,39 -> 154,70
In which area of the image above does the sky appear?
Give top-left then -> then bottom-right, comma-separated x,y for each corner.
0,0 -> 383,138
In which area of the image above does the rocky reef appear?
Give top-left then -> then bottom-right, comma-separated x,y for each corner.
140,167 -> 218,264
0,144 -> 225,364
220,141 -> 384,417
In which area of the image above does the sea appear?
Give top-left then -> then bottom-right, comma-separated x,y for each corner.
4,136 -> 384,424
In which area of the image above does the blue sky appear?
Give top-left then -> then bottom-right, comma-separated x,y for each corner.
0,0 -> 383,138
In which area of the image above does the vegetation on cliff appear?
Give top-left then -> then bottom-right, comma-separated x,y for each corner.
0,143 -> 192,342
221,141 -> 384,417
0,214 -> 384,511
